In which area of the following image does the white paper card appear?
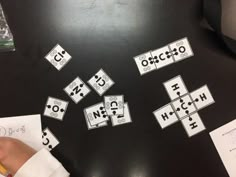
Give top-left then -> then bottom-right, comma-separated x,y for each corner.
85,114 -> 108,130
104,95 -> 124,116
164,75 -> 188,100
210,119 -> 236,177
111,103 -> 132,126
171,94 -> 197,120
190,85 -> 215,110
151,45 -> 175,70
168,37 -> 194,62
153,103 -> 179,129
45,44 -> 72,71
88,69 -> 114,96
84,102 -> 109,126
134,51 -> 156,75
43,97 -> 69,121
42,127 -> 59,151
64,77 -> 91,104
181,112 -> 205,137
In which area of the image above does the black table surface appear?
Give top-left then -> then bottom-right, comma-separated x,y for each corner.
0,0 -> 236,177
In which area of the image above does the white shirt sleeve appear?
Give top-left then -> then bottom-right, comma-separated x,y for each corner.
14,148 -> 70,177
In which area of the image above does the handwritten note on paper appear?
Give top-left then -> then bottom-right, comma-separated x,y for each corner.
210,119 -> 236,177
0,114 -> 43,150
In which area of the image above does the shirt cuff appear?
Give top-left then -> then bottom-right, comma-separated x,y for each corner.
14,148 -> 69,177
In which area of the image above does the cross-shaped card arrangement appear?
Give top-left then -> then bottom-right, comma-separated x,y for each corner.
153,75 -> 215,137
134,37 -> 194,75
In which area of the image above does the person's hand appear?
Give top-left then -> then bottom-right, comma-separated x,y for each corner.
0,137 -> 36,176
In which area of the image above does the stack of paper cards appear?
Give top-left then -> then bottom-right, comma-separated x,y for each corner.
84,95 -> 132,130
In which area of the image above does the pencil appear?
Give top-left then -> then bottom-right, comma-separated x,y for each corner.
0,163 -> 8,176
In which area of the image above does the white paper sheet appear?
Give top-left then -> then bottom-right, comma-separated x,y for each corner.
210,119 -> 236,177
0,114 -> 43,150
